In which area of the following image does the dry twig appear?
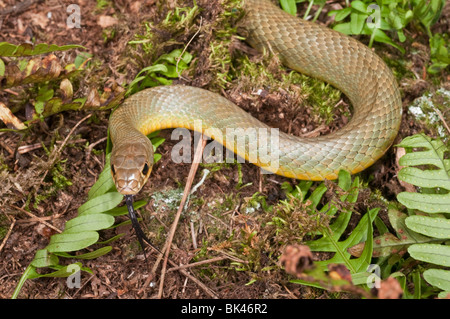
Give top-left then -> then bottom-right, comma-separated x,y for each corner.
9,204 -> 62,233
176,16 -> 203,79
156,136 -> 207,298
0,216 -> 15,253
167,256 -> 227,273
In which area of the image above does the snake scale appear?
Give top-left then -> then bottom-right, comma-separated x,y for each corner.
109,0 -> 402,195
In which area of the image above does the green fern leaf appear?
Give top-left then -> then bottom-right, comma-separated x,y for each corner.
423,269 -> 450,292
46,231 -> 99,253
405,215 -> 450,239
30,249 -> 59,268
63,214 -> 115,234
398,134 -> 449,170
77,192 -> 124,215
397,133 -> 450,214
394,134 -> 450,294
397,192 -> 450,213
306,170 -> 359,251
87,153 -> 115,200
408,244 -> 450,267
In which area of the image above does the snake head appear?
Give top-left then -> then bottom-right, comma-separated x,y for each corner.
110,140 -> 154,195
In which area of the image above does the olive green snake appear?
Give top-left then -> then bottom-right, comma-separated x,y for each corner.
109,0 -> 402,195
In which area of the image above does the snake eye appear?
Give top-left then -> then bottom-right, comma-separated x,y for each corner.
142,162 -> 150,176
111,164 -> 116,176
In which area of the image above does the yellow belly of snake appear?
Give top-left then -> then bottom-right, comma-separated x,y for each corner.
109,0 -> 402,195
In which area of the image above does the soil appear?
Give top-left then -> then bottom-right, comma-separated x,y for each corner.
0,0 -> 448,300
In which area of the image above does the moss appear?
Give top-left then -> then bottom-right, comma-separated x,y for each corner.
197,0 -> 245,89
32,159 -> 73,209
161,1 -> 199,31
127,0 -> 200,70
96,0 -> 111,10
382,53 -> 416,82
285,72 -> 344,125
263,190 -> 329,246
225,51 -> 344,127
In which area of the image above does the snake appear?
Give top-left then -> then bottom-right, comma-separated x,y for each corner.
109,0 -> 402,195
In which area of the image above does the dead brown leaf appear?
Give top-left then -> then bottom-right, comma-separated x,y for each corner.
328,264 -> 352,282
28,12 -> 49,29
0,102 -> 27,129
280,244 -> 315,277
376,276 -> 403,299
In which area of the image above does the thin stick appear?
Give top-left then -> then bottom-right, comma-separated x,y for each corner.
39,114 -> 92,187
85,136 -> 108,162
57,114 -> 92,154
139,250 -> 218,299
190,221 -> 197,249
0,216 -> 15,253
0,139 -> 14,156
167,258 -> 218,298
176,16 -> 203,79
69,274 -> 95,299
17,139 -> 86,155
431,105 -> 450,134
181,277 -> 189,295
3,89 -> 19,96
157,136 -> 207,298
0,0 -> 42,16
9,204 -> 62,233
167,256 -> 226,272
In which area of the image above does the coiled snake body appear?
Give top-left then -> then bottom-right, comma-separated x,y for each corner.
109,0 -> 402,195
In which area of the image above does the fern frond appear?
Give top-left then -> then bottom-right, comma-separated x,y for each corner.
397,133 -> 450,214
395,133 -> 450,297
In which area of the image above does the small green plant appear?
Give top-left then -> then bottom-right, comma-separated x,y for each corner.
397,134 -> 449,213
279,1 -> 448,73
204,0 -> 244,89
411,0 -> 446,37
291,171 -> 378,288
126,48 -> 193,95
33,159 -> 73,208
0,42 -> 118,120
261,170 -> 379,292
11,136 -> 163,298
127,1 -> 199,60
10,39 -> 189,297
428,33 -> 449,74
96,0 -> 111,10
328,0 -> 412,52
162,0 -> 199,30
279,0 -> 327,22
329,0 -> 447,70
